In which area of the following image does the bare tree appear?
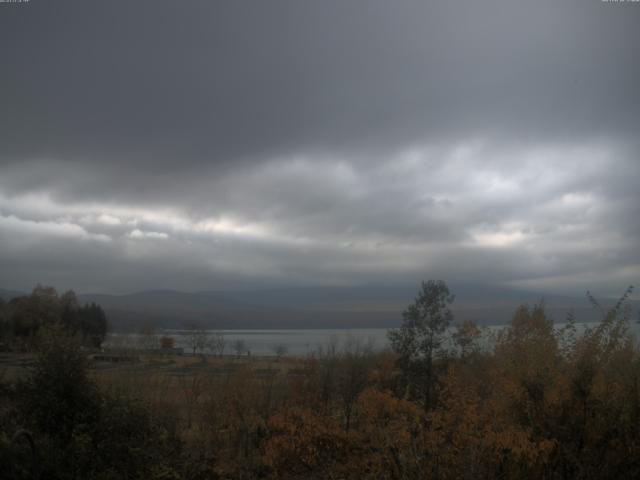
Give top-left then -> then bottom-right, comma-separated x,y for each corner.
138,324 -> 158,351
185,323 -> 210,357
233,339 -> 247,359
338,335 -> 373,431
271,343 -> 288,360
316,336 -> 340,415
210,330 -> 226,357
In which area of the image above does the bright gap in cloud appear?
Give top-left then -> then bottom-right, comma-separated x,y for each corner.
0,214 -> 111,243
129,229 -> 168,240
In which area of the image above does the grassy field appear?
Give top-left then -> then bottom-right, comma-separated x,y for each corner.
1,350 -> 307,385
1,350 -> 312,438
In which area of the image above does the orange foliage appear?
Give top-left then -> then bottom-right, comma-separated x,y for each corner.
263,407 -> 349,479
354,388 -> 424,478
258,298 -> 640,479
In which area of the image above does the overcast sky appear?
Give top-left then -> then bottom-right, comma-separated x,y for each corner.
0,0 -> 638,297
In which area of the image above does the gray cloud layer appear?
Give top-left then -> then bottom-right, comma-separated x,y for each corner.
1,0 -> 639,296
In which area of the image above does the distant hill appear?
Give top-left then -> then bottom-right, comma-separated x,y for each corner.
78,288 -> 402,331
77,285 -> 636,331
2,285 -> 635,331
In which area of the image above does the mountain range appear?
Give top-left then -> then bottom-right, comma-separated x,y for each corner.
3,285 -> 636,331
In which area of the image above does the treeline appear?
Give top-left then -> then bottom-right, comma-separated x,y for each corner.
0,285 -> 108,349
1,281 -> 639,479
265,282 -> 640,479
1,324 -> 179,480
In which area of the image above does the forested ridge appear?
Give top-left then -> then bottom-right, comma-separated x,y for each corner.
1,282 -> 639,479
0,285 -> 107,350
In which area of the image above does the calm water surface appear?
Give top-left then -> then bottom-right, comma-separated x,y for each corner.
175,328 -> 389,356
107,321 -> 640,357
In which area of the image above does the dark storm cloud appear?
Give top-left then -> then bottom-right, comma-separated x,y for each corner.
2,1 -> 638,176
0,0 -> 639,295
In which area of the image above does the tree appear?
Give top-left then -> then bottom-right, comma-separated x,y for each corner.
452,319 -> 481,356
271,343 -> 288,360
337,336 -> 372,431
9,285 -> 61,342
388,280 -> 454,410
60,290 -> 81,335
18,323 -> 100,444
0,298 -> 8,343
5,286 -> 108,349
185,323 -> 210,357
264,407 -> 349,479
78,302 -> 108,348
233,339 -> 247,358
138,324 -> 158,351
210,330 -> 226,357
13,323 -> 182,479
355,387 -> 424,478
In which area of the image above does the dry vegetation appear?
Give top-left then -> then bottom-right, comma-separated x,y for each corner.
1,284 -> 639,479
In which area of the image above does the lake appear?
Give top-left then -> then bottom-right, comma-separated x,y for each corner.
106,321 -> 640,357
107,328 -> 390,356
